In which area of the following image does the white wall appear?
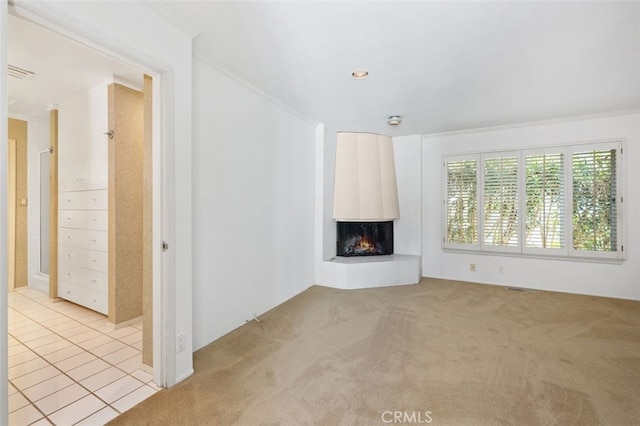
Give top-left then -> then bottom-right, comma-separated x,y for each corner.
191,56 -> 316,351
58,85 -> 108,191
422,112 -> 640,300
393,135 -> 422,255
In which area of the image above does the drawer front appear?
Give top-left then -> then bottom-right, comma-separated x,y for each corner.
59,245 -> 108,273
82,289 -> 108,315
84,250 -> 108,273
60,210 -> 86,229
85,211 -> 108,231
59,263 -> 108,292
58,280 -> 83,305
59,229 -> 107,251
85,230 -> 108,252
59,192 -> 82,210
59,228 -> 86,248
84,270 -> 108,292
82,190 -> 108,210
59,245 -> 82,268
58,281 -> 107,315
60,210 -> 107,231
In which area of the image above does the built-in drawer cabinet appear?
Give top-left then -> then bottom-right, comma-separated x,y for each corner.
60,210 -> 108,231
59,192 -> 82,210
82,190 -> 108,210
82,289 -> 107,315
59,228 -> 108,252
58,188 -> 109,315
59,245 -> 108,272
58,263 -> 108,293
58,281 -> 107,315
60,189 -> 107,211
58,280 -> 83,306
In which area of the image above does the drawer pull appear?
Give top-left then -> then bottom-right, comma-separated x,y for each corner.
67,236 -> 72,239
92,279 -> 97,283
92,239 -> 97,243
66,217 -> 71,221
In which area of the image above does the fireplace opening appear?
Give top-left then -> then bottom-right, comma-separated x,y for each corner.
336,221 -> 394,257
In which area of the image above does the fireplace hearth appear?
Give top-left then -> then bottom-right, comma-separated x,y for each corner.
336,221 -> 394,257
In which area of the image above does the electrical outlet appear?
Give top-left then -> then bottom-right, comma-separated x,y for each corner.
470,263 -> 476,272
176,332 -> 186,353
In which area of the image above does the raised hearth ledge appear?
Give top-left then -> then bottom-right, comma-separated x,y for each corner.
322,254 -> 421,290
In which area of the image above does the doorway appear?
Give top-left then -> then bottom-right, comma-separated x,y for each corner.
3,1 -> 193,422
9,9 -> 159,384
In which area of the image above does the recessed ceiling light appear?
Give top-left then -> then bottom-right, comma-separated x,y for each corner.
387,115 -> 402,126
351,69 -> 369,80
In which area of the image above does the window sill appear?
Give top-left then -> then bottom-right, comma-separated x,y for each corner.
442,248 -> 625,265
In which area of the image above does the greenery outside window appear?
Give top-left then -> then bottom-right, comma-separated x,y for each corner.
443,141 -> 623,260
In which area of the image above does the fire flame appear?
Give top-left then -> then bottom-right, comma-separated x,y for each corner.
356,236 -> 375,252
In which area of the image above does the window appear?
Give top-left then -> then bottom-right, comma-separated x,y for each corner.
483,154 -> 519,250
443,141 -> 623,260
445,156 -> 478,248
525,151 -> 564,252
570,145 -> 619,254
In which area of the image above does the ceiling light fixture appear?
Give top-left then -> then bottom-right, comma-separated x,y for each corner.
387,115 -> 402,126
351,69 -> 369,80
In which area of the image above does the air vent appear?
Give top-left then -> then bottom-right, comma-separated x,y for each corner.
8,64 -> 35,80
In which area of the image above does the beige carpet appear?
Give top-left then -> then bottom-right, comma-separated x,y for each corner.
109,278 -> 640,425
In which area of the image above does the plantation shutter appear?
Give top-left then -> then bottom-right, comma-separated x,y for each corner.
444,157 -> 478,247
571,145 -> 619,254
483,154 -> 519,249
524,151 -> 565,251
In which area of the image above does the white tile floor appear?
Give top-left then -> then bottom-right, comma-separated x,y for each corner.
8,287 -> 160,425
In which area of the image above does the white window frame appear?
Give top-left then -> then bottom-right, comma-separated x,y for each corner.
442,139 -> 624,261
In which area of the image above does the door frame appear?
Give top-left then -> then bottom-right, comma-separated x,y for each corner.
7,139 -> 16,293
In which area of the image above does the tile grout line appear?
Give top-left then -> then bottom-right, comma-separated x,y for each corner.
8,289 -> 157,425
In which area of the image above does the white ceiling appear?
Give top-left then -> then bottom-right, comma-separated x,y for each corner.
8,1 -> 640,136
164,0 -> 640,136
7,13 -> 142,118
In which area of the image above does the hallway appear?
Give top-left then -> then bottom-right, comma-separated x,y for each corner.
7,287 -> 158,425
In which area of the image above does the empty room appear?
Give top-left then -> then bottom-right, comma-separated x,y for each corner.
2,1 -> 639,425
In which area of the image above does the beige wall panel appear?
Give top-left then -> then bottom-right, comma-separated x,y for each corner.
49,110 -> 59,299
108,83 -> 144,324
8,118 -> 28,287
142,75 -> 153,367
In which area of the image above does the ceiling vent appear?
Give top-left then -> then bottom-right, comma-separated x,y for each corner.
8,64 -> 35,80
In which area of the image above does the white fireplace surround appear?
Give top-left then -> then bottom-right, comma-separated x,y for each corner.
315,125 -> 422,289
